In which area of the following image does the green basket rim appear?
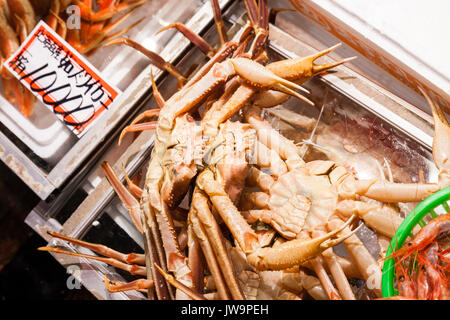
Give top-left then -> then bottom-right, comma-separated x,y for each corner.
381,185 -> 450,298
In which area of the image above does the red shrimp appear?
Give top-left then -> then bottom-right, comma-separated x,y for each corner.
391,213 -> 450,263
395,258 -> 417,299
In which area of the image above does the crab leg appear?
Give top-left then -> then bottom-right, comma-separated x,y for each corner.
327,215 -> 382,297
245,107 -> 304,170
197,169 -> 259,253
249,0 -> 269,58
104,38 -> 187,87
246,214 -> 359,270
309,256 -> 342,300
104,275 -> 154,294
186,222 -> 206,295
38,246 -> 147,276
189,207 -> 230,300
349,179 -> 441,203
141,195 -> 172,300
251,141 -> 288,177
44,231 -> 145,264
298,271 -> 329,300
158,23 -> 215,58
320,247 -> 356,300
118,122 -> 157,145
192,189 -> 245,300
420,88 -> 450,187
252,46 -> 356,107
154,264 -> 207,300
246,166 -> 276,191
101,161 -> 144,233
150,72 -> 166,109
210,0 -> 228,46
128,109 -> 161,127
336,200 -> 405,238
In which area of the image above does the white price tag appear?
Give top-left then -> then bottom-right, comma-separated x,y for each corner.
3,21 -> 121,137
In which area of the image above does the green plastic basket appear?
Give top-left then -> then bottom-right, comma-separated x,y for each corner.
381,185 -> 450,298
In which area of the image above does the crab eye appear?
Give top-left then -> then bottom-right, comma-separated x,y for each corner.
398,275 -> 405,281
407,242 -> 413,246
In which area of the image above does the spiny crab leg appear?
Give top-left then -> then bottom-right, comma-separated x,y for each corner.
246,214 -> 360,270
101,161 -> 143,233
154,264 -> 207,300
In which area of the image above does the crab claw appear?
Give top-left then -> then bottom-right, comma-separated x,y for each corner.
246,214 -> 359,270
230,57 -> 314,106
268,43 -> 356,83
419,88 -> 450,187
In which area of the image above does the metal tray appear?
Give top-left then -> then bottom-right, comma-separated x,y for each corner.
26,0 -> 438,300
0,0 -> 234,199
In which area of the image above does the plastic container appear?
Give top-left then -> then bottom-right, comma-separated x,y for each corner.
381,186 -> 450,298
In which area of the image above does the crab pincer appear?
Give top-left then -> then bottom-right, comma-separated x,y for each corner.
229,57 -> 314,106
246,214 -> 360,270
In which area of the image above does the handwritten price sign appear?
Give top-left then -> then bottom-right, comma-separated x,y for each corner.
4,21 -> 121,137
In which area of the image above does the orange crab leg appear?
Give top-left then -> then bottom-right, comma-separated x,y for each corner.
118,121 -> 157,146
46,231 -> 145,264
210,0 -> 228,46
104,275 -> 154,294
154,264 -> 207,300
38,246 -> 147,276
101,161 -> 144,233
104,38 -> 187,87
122,165 -> 143,199
158,23 -> 215,59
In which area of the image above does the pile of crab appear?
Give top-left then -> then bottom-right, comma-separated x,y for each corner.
40,0 -> 450,300
0,0 -> 149,117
